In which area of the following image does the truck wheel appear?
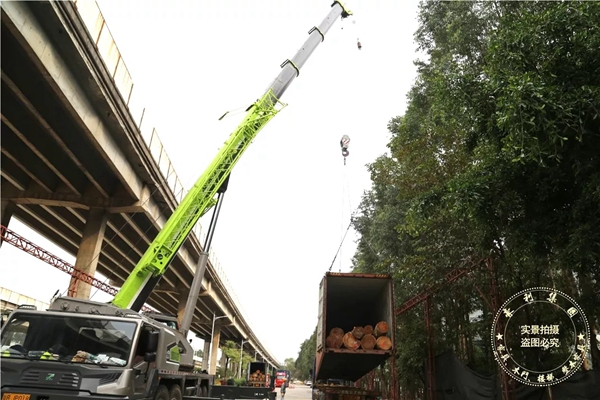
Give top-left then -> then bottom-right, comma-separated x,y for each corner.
154,385 -> 169,400
169,384 -> 182,400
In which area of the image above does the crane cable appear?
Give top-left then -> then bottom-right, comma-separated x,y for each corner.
328,156 -> 354,272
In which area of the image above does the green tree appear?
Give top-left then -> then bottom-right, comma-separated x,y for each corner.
241,351 -> 254,378
220,340 -> 241,378
283,358 -> 297,379
351,0 -> 600,396
294,327 -> 317,380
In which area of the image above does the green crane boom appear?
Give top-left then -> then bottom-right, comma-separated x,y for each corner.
111,1 -> 352,311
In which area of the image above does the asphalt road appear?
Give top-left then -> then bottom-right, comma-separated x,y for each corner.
276,385 -> 312,400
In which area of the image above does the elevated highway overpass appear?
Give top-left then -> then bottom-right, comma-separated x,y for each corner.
0,0 -> 279,373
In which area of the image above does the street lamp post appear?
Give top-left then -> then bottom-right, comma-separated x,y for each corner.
238,339 -> 246,379
208,312 -> 228,374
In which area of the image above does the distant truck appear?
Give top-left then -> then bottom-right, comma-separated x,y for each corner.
275,369 -> 291,387
311,272 -> 396,400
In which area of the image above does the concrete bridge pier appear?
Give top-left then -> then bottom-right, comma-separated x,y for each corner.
209,321 -> 222,374
202,340 -> 210,371
69,207 -> 108,299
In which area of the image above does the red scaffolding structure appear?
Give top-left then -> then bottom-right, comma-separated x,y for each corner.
393,257 -> 514,400
0,225 -> 153,312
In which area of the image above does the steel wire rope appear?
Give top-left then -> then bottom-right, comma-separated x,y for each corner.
339,162 -> 346,272
329,156 -> 354,273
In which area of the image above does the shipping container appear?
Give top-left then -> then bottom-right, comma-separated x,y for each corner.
315,272 -> 395,382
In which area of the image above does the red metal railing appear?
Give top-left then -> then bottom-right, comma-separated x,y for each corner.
0,225 -> 152,312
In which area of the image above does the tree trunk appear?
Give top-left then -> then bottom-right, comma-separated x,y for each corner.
364,325 -> 374,335
360,334 -> 376,350
342,332 -> 360,349
374,321 -> 389,337
376,335 -> 392,351
352,326 -> 365,339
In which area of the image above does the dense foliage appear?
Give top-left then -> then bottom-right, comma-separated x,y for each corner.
348,0 -> 600,395
219,340 -> 254,379
294,327 -> 317,380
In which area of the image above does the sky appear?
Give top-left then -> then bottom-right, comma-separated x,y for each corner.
0,0 -> 422,364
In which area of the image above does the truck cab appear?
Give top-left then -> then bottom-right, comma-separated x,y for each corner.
1,298 -> 212,400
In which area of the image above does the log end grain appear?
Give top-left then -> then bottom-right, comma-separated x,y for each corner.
330,327 -> 344,337
374,321 -> 389,337
360,333 -> 376,350
351,326 -> 365,339
363,325 -> 374,335
376,335 -> 392,351
326,332 -> 343,349
342,332 -> 361,350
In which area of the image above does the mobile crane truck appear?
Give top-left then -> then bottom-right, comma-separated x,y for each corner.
0,1 -> 352,400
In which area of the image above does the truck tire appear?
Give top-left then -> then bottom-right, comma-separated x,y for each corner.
169,384 -> 182,400
155,385 -> 169,400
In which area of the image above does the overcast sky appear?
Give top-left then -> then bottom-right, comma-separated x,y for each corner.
0,0 -> 421,364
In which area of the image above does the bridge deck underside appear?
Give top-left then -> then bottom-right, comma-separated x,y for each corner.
1,11 -> 239,343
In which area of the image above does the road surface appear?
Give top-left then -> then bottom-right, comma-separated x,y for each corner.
277,385 -> 312,400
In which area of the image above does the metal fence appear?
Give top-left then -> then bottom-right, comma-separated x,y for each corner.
71,0 -> 277,364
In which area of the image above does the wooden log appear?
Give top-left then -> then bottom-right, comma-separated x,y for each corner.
330,327 -> 344,337
376,335 -> 392,351
342,332 -> 360,350
326,332 -> 343,349
363,325 -> 373,335
360,334 -> 376,350
374,321 -> 389,337
351,326 -> 365,339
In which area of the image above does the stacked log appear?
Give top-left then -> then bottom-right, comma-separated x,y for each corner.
342,332 -> 360,350
360,334 -> 376,350
326,328 -> 344,349
351,326 -> 365,339
374,321 -> 388,337
325,321 -> 392,351
376,336 -> 392,351
249,369 -> 266,383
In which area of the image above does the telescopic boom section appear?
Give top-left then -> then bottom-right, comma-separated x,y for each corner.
112,1 -> 352,310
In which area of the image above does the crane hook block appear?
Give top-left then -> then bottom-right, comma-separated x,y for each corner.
340,134 -> 350,157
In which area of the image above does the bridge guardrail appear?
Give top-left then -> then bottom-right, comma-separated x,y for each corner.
71,0 -> 277,364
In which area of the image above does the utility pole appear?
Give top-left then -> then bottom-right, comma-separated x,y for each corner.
239,339 -> 246,379
209,312 -> 228,374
